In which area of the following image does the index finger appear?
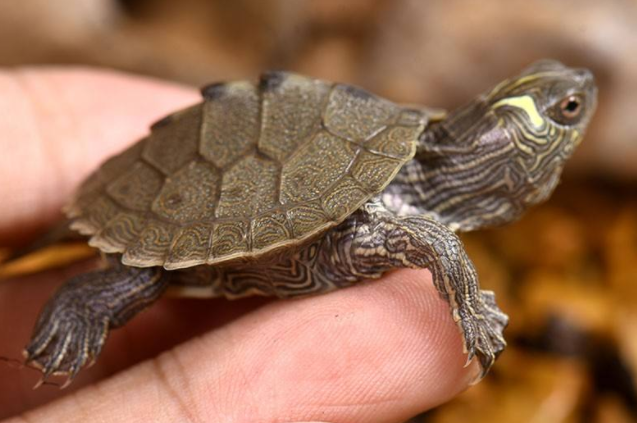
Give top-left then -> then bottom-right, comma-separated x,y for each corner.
0,68 -> 199,244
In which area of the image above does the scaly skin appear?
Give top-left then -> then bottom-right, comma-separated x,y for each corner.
209,198 -> 508,378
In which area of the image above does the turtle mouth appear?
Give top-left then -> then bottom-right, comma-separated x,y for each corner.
522,165 -> 562,206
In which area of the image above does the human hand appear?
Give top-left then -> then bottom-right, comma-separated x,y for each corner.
0,68 -> 477,422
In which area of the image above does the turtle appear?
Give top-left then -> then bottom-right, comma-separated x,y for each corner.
22,60 -> 597,387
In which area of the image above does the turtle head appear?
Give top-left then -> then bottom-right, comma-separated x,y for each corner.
486,60 -> 597,206
410,60 -> 596,231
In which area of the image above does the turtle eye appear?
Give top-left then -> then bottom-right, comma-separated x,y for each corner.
550,94 -> 585,124
560,95 -> 582,117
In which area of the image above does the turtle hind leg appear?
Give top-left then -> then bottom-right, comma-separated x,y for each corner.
24,263 -> 168,387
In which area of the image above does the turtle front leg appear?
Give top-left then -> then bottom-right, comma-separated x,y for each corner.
25,263 -> 168,387
316,201 -> 509,379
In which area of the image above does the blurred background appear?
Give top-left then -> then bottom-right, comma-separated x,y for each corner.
0,0 -> 635,421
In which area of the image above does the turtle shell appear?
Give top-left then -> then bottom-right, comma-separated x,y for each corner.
67,72 -> 429,270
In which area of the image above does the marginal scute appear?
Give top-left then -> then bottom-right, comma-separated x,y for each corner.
324,84 -> 399,142
281,132 -> 358,204
395,108 -> 430,127
165,224 -> 213,269
142,105 -> 201,175
258,74 -> 331,161
321,176 -> 369,219
152,161 -> 220,223
106,161 -> 163,211
91,213 -> 145,253
210,221 -> 250,260
122,220 -> 174,266
286,201 -> 330,238
364,125 -> 420,159
216,154 -> 279,218
73,196 -> 120,234
351,151 -> 402,191
200,81 -> 259,169
251,212 -> 292,250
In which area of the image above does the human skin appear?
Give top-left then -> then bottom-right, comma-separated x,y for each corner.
0,68 -> 477,422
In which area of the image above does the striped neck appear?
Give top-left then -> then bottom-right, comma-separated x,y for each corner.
383,100 -> 530,231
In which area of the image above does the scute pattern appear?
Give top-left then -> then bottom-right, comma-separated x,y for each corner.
286,201 -> 329,238
258,73 -> 330,161
280,132 -> 358,204
251,212 -> 292,250
211,221 -> 250,258
216,154 -> 279,218
166,224 -> 213,269
396,108 -> 430,127
200,82 -> 260,169
68,141 -> 146,214
68,72 -> 428,269
123,221 -> 174,265
106,162 -> 163,211
94,213 -> 145,253
152,161 -> 219,223
142,106 -> 201,174
71,196 -> 119,234
365,126 -> 420,159
324,85 -> 399,142
321,177 -> 369,218
351,151 -> 402,192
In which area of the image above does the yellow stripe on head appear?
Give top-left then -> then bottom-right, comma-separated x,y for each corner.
492,95 -> 545,129
571,129 -> 580,144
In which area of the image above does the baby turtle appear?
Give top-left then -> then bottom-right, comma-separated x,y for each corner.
24,60 -> 597,386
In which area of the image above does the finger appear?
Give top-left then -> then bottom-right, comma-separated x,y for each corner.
9,269 -> 477,423
0,68 -> 199,244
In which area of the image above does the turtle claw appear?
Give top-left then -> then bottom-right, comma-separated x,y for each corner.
463,353 -> 474,368
32,377 -> 46,390
456,289 -> 508,383
59,377 -> 75,390
24,304 -> 108,388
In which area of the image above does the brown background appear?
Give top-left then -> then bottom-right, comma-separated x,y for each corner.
0,1 -> 635,422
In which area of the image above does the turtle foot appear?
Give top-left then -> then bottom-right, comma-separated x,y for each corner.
23,266 -> 166,388
24,292 -> 109,389
456,289 -> 508,383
